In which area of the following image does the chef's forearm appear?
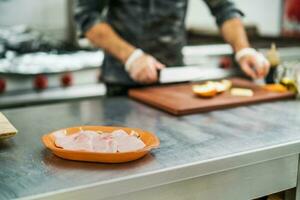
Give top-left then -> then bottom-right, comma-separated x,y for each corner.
86,23 -> 135,64
220,18 -> 250,52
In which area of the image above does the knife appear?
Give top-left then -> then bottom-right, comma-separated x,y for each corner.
159,65 -> 236,84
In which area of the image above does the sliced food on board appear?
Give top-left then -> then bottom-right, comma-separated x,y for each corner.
192,79 -> 232,98
230,88 -> 254,97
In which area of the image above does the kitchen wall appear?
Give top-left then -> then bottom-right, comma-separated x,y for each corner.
0,0 -> 283,41
186,0 -> 283,36
0,0 -> 72,41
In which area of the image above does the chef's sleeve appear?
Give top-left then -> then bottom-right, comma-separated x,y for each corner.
202,0 -> 244,27
74,0 -> 109,37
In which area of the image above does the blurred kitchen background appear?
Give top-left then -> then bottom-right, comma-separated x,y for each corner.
0,0 -> 300,108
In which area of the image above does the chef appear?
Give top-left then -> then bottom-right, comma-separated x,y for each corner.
74,0 -> 270,95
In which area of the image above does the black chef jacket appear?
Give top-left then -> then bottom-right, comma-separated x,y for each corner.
74,0 -> 243,86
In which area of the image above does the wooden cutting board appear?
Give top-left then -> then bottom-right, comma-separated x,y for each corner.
0,112 -> 17,139
129,78 -> 295,116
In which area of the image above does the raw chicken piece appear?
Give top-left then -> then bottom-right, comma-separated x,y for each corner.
99,133 -> 113,140
92,136 -> 118,153
106,139 -> 118,153
111,130 -> 145,152
95,130 -> 127,153
71,131 -> 95,151
79,130 -> 99,137
111,129 -> 128,138
115,135 -> 146,152
54,130 -> 79,150
54,130 -> 98,151
55,136 -> 76,150
92,137 -> 109,152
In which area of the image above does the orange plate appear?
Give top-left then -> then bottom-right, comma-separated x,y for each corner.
42,126 -> 160,163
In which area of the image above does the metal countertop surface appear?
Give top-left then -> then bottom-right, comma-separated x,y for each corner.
1,97 -> 300,199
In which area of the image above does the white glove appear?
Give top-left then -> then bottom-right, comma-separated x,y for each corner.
235,48 -> 270,79
125,49 -> 165,84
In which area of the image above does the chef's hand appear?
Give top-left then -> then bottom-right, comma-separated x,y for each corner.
125,49 -> 165,84
236,48 -> 270,79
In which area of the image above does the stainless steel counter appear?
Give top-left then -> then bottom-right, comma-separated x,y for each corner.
1,97 -> 300,200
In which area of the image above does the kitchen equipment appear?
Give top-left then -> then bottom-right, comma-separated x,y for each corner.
0,112 -> 17,139
42,126 -> 160,163
129,78 -> 295,116
0,50 -> 105,108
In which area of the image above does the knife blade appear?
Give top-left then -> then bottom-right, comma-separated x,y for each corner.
159,65 -> 235,84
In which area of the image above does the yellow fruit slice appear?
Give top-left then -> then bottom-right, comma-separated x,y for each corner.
207,81 -> 226,93
262,84 -> 288,93
221,79 -> 232,91
230,88 -> 254,97
192,83 -> 217,98
280,78 -> 298,94
193,79 -> 233,98
206,80 -> 232,93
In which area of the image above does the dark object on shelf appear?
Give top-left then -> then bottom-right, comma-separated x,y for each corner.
61,73 -> 73,87
0,44 -> 5,58
266,67 -> 277,84
0,78 -> 6,93
219,57 -> 232,69
34,74 -> 48,90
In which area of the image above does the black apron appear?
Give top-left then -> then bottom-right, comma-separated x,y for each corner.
101,0 -> 188,86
